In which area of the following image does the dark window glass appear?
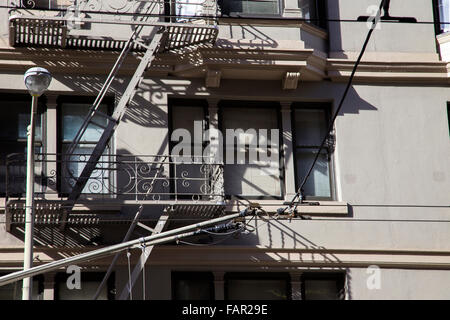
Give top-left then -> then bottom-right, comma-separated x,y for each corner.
447,103 -> 450,136
0,273 -> 44,300
301,273 -> 345,300
225,273 -> 290,300
169,100 -> 209,199
0,95 -> 44,196
172,272 -> 214,300
55,272 -> 114,300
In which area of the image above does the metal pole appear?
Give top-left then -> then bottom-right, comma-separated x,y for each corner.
0,209 -> 249,288
22,95 -> 37,300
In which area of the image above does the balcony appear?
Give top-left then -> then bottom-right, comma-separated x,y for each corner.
5,153 -> 225,230
6,152 -> 224,201
7,0 -> 219,50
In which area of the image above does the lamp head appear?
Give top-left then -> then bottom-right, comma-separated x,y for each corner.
24,67 -> 52,97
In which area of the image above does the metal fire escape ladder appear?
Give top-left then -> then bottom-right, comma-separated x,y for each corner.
60,30 -> 165,230
119,212 -> 169,300
92,156 -> 168,300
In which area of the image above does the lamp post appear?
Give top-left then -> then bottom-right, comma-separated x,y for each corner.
22,67 -> 52,300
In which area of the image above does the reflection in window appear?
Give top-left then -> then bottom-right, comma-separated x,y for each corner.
221,104 -> 281,198
60,101 -> 110,195
438,0 -> 450,34
294,106 -> 333,199
219,0 -> 281,16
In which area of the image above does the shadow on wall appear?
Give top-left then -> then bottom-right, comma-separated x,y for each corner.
217,24 -> 278,49
170,212 -> 353,299
327,0 -> 345,57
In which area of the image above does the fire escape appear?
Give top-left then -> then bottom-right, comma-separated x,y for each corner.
5,0 -> 224,239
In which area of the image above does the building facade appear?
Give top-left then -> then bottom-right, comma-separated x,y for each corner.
0,0 -> 449,300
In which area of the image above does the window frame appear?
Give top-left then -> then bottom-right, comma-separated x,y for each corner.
168,98 -> 210,199
0,272 -> 44,300
224,272 -> 291,300
218,100 -> 285,200
300,272 -> 346,300
171,271 -> 215,300
0,93 -> 47,197
433,0 -> 450,35
56,95 -> 114,197
447,102 -> 450,137
291,102 -> 335,201
218,0 -> 284,18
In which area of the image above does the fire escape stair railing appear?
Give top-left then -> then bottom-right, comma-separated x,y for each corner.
7,8 -> 220,230
8,16 -> 218,51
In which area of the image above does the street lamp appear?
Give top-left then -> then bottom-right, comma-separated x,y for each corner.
22,67 -> 52,300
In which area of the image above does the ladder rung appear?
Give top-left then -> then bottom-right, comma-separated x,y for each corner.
133,39 -> 152,50
89,120 -> 108,130
92,110 -> 115,122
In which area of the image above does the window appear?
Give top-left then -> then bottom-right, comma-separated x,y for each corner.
172,272 -> 214,300
0,94 -> 45,196
0,273 -> 43,300
58,97 -> 112,195
218,0 -> 326,27
299,0 -> 327,28
293,103 -> 333,200
447,103 -> 450,136
55,272 -> 114,300
434,0 -> 450,34
225,273 -> 290,300
169,99 -> 209,198
218,0 -> 281,16
301,273 -> 345,300
220,101 -> 282,199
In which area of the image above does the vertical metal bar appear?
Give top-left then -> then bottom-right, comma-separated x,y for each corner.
22,95 -> 37,300
135,156 -> 138,201
174,156 -> 177,201
118,213 -> 169,300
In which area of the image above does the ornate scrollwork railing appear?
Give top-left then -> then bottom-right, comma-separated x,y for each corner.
8,0 -> 219,20
5,153 -> 224,202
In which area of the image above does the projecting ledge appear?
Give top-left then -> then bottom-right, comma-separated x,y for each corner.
225,200 -> 349,216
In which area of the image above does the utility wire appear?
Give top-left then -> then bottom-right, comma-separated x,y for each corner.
1,4 -> 450,25
283,0 -> 387,214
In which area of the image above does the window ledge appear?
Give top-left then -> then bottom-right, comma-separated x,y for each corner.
225,199 -> 349,216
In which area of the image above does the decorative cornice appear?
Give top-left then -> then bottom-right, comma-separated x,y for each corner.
0,45 -> 449,85
1,246 -> 450,270
327,59 -> 449,84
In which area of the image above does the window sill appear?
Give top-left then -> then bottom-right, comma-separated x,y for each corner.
225,199 -> 349,216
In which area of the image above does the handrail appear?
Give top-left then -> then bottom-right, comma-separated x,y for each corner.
5,153 -> 225,201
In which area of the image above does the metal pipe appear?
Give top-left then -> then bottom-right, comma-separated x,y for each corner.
22,95 -> 37,300
0,209 -> 249,288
